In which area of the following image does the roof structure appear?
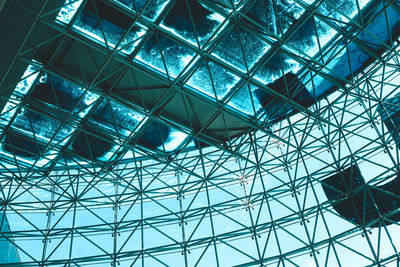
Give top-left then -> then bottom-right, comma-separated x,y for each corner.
1,0 -> 400,266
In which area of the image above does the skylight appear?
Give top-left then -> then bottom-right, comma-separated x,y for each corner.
136,33 -> 196,78
31,72 -> 99,118
54,0 -> 389,123
0,64 -> 40,125
186,60 -> 240,100
3,0 -> 400,266
56,0 -> 84,24
160,0 -> 226,46
89,98 -> 146,138
158,127 -> 190,152
114,0 -> 170,21
73,0 -> 146,53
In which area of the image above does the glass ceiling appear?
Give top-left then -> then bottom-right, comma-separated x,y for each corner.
1,0 -> 400,266
0,61 -> 198,168
55,0 -> 385,121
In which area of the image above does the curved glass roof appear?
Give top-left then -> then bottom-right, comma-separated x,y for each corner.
1,0 -> 400,266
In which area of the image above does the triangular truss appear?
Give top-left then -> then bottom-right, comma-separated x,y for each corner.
1,0 -> 400,266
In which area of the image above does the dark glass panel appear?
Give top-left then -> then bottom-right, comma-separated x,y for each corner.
322,165 -> 400,227
136,121 -> 170,150
3,133 -> 45,159
71,126 -> 114,160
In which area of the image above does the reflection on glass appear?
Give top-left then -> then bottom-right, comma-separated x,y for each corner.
213,27 -> 270,72
161,0 -> 224,45
137,34 -> 194,78
71,125 -> 116,161
12,109 -> 73,144
3,133 -> 45,159
0,64 -> 40,126
186,61 -> 240,100
30,73 -> 99,118
228,83 -> 261,116
137,121 -> 170,150
89,98 -> 145,137
56,0 -> 84,24
73,0 -> 146,53
254,72 -> 314,122
160,127 -> 189,152
114,0 -> 170,21
0,133 -> 58,167
136,121 -> 189,152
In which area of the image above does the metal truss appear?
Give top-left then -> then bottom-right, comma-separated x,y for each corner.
1,0 -> 400,266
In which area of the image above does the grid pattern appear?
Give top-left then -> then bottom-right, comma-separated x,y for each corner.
1,0 -> 400,266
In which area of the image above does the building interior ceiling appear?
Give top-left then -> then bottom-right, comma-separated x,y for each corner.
1,0 -> 400,266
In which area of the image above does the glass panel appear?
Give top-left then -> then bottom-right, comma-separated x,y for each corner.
136,34 -> 195,78
245,0 -> 304,37
286,16 -> 318,52
317,0 -> 362,28
312,2 -> 400,98
254,51 -> 298,84
0,63 -> 81,165
11,108 -> 74,144
228,83 -> 261,116
70,125 -> 116,161
89,98 -> 145,137
56,0 -> 84,24
161,127 -> 189,152
213,27 -> 270,72
0,96 -> 21,126
186,61 -> 240,100
0,64 -> 40,126
114,0 -> 170,21
0,130 -> 59,166
30,72 -> 99,118
303,17 -> 339,59
161,0 -> 225,46
136,121 -> 170,150
285,0 -> 372,62
212,0 -> 240,10
14,64 -> 41,96
254,72 -> 313,121
73,0 -> 146,54
3,133 -> 46,159
136,121 -> 189,152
